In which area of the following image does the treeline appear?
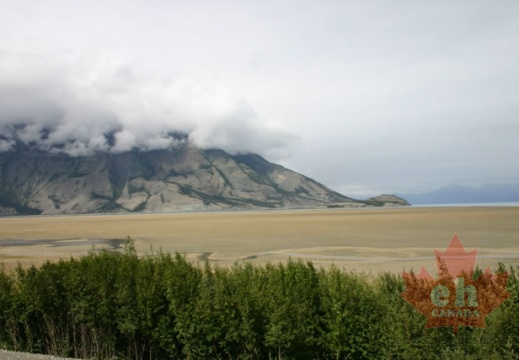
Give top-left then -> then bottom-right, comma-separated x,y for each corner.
0,242 -> 518,359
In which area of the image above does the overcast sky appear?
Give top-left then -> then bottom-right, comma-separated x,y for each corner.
1,0 -> 518,197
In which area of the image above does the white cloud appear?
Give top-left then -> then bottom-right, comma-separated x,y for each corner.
0,53 -> 291,157
0,139 -> 14,152
1,0 -> 519,194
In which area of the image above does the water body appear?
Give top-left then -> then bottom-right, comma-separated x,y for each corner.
412,202 -> 519,207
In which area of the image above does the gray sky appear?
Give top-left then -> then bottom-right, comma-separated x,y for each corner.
1,0 -> 518,197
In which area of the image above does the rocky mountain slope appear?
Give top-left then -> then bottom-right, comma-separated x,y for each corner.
0,143 -> 408,215
365,194 -> 410,207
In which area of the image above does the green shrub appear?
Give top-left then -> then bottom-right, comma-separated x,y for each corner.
0,245 -> 516,359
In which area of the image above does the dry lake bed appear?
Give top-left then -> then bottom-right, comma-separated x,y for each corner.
1,206 -> 518,274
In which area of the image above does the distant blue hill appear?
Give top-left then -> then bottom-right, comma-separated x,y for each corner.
398,183 -> 519,205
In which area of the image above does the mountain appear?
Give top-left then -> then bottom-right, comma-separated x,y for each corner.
364,194 -> 410,206
398,183 -> 519,205
0,143 -> 406,215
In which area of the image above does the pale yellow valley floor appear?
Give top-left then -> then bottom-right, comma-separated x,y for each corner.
1,206 -> 518,274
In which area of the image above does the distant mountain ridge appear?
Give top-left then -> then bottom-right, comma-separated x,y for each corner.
0,143 -> 409,215
398,183 -> 519,205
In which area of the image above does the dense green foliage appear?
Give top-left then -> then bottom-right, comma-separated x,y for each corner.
0,242 -> 517,359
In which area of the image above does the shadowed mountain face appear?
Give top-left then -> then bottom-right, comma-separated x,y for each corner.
0,143 -> 365,215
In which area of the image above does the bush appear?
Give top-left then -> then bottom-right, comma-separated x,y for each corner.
0,245 -> 516,359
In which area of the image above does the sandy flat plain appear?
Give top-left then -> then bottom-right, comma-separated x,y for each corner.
1,206 -> 518,274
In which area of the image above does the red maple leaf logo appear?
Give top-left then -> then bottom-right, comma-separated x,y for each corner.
401,234 -> 510,333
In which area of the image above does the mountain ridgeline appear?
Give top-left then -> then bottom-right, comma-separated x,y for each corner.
0,144 -> 408,215
398,183 -> 519,205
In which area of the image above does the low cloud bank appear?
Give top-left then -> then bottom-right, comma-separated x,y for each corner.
0,52 -> 292,158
